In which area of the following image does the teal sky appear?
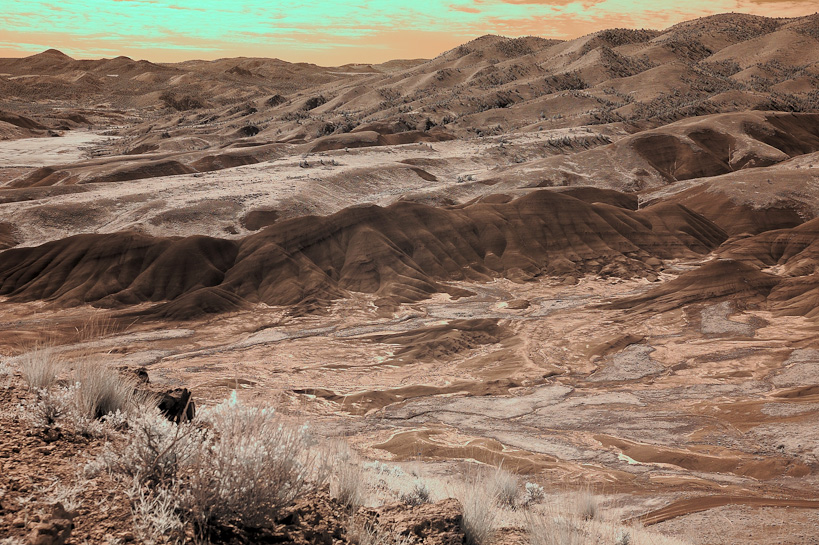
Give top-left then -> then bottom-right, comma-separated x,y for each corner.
1,0 -> 816,65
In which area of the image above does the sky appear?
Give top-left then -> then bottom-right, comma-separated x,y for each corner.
0,0 -> 817,65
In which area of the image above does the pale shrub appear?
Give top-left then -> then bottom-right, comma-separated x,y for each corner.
98,408 -> 205,485
26,386 -> 73,431
98,392 -> 327,536
183,393 -> 326,531
128,482 -> 184,545
36,478 -> 84,513
522,482 -> 546,506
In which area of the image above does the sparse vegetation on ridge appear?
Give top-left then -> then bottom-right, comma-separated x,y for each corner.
0,362 -> 699,544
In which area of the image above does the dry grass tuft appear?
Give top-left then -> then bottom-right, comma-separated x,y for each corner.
72,360 -> 147,419
574,489 -> 600,521
16,347 -> 62,391
526,509 -> 585,545
332,443 -> 369,510
526,491 -> 694,545
348,519 -> 416,545
489,466 -> 519,508
458,469 -> 498,545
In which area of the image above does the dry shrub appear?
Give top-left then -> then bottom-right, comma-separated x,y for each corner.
16,347 -> 62,391
99,408 -> 204,486
400,479 -> 431,506
27,386 -> 73,430
101,392 -> 327,538
522,482 -> 546,506
128,482 -> 184,545
184,395 -> 326,530
36,478 -> 84,513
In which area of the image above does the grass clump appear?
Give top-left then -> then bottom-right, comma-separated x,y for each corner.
525,490 -> 693,545
73,360 -> 147,419
16,347 -> 62,391
458,469 -> 498,545
332,443 -> 368,510
574,489 -> 600,521
349,521 -> 416,545
489,465 -> 519,508
19,356 -> 146,437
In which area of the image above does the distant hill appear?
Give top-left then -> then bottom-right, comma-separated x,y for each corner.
1,13 -> 818,142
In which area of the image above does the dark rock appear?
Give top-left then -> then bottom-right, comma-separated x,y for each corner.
158,388 -> 195,423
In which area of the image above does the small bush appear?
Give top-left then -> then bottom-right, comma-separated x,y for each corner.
17,347 -> 62,391
400,479 -> 431,506
99,409 -> 204,486
27,386 -> 73,430
183,394 -> 326,532
97,393 -> 328,539
36,478 -> 84,513
522,482 -> 546,506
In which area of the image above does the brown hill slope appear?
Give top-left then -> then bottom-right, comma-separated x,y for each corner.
0,190 -> 726,318
605,259 -> 780,314
494,111 -> 819,193
719,218 -> 819,318
4,12 -> 819,148
221,12 -> 819,144
606,218 -> 819,318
